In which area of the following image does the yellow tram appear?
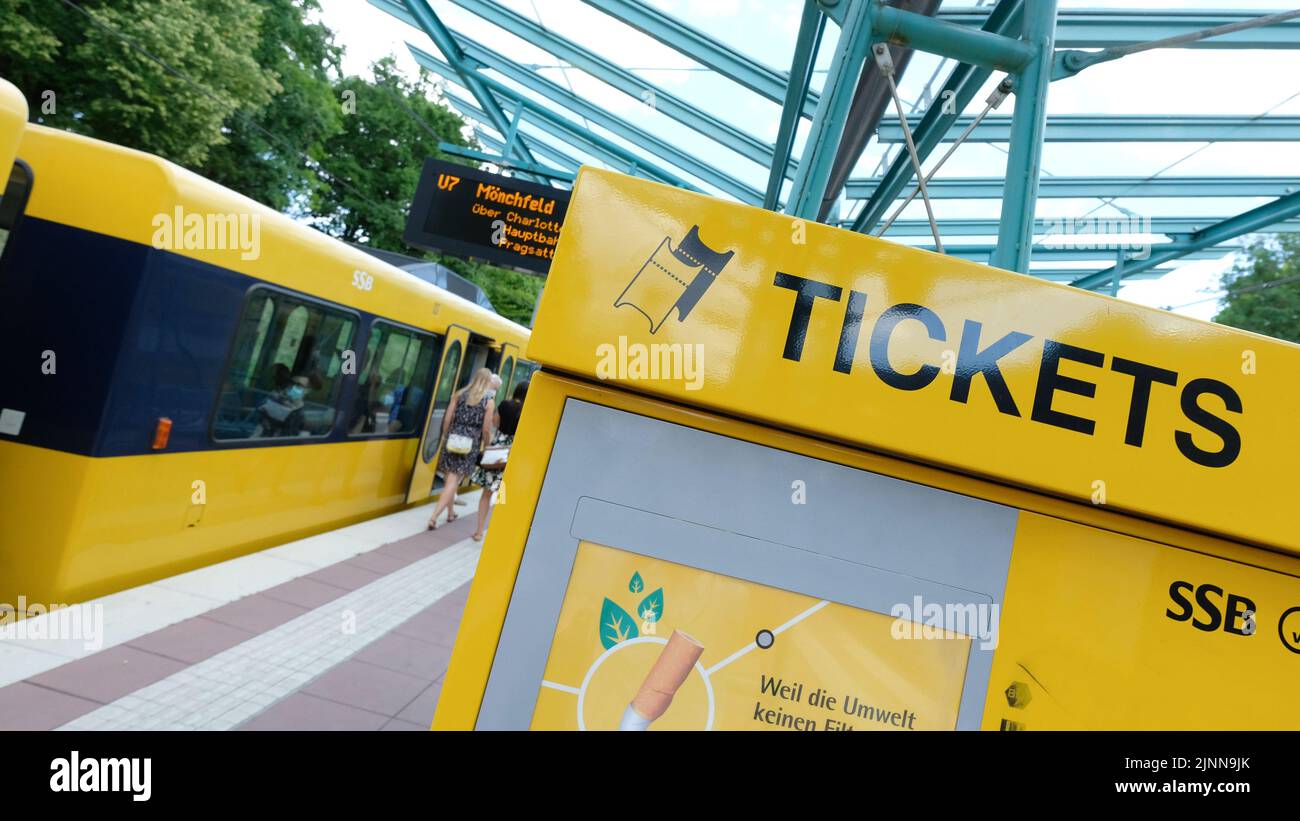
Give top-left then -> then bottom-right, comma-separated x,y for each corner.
0,79 -> 534,612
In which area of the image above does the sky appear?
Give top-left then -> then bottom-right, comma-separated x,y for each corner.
314,0 -> 1300,321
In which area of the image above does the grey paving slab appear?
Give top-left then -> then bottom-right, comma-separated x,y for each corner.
239,693 -> 388,731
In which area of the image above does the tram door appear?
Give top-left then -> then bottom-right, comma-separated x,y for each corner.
406,324 -> 470,503
495,343 -> 518,405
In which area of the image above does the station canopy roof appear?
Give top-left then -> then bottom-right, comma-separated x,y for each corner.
365,0 -> 1300,310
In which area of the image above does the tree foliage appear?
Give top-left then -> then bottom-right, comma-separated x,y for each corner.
1214,234 -> 1300,345
2,0 -> 278,167
310,57 -> 474,249
0,0 -> 542,325
198,0 -> 343,212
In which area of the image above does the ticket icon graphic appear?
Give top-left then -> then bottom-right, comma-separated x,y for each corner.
614,225 -> 735,334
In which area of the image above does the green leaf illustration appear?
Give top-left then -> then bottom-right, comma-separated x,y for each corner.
599,597 -> 639,649
629,572 -> 644,594
638,588 -> 665,623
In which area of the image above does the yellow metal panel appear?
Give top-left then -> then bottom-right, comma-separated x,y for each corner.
984,511 -> 1300,730
0,437 -> 422,608
432,371 -> 1299,729
529,168 -> 1299,553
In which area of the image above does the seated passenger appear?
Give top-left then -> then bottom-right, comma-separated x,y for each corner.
254,370 -> 308,437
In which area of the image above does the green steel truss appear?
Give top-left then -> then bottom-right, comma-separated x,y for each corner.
378,0 -> 1300,292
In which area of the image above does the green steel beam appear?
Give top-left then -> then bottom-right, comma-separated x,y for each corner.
788,0 -> 876,218
1031,267 -> 1174,283
766,0 -> 826,210
582,0 -> 813,113
872,1 -> 1034,71
413,46 -> 703,192
398,0 -> 540,176
1071,190 -> 1300,290
867,216 -> 1300,236
923,244 -> 1241,263
442,91 -> 675,188
436,142 -> 576,182
941,8 -> 1300,49
474,129 -> 582,173
991,0 -> 1058,273
369,0 -> 795,178
845,175 -> 1300,199
877,114 -> 1300,143
442,34 -> 763,202
850,0 -> 1023,233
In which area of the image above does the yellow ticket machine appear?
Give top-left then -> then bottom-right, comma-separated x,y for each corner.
435,168 -> 1300,731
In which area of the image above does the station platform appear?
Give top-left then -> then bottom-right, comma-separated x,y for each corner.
0,495 -> 486,731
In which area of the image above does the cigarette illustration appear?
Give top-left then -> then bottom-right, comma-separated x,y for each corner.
618,630 -> 705,731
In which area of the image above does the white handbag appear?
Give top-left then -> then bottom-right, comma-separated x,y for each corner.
480,445 -> 510,469
445,433 -> 473,455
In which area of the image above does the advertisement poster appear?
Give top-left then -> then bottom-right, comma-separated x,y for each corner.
530,542 -> 973,731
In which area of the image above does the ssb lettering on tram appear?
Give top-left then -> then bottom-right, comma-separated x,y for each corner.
773,272 -> 1244,469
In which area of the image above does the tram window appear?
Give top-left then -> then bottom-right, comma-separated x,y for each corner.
496,357 -> 515,405
511,360 -> 539,393
348,322 -> 443,436
0,160 -> 33,262
213,288 -> 357,441
422,340 -> 462,463
457,341 -> 492,389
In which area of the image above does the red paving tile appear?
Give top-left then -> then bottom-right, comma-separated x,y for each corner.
128,616 -> 256,665
27,645 -> 187,704
304,561 -> 383,592
260,576 -> 349,609
239,693 -> 388,731
354,632 -> 453,681
345,550 -> 414,576
395,678 -> 444,727
392,605 -> 461,648
0,682 -> 101,731
375,538 -> 441,563
302,659 -> 429,717
200,594 -> 309,634
381,718 -> 428,731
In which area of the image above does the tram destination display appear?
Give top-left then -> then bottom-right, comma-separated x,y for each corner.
403,158 -> 570,274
